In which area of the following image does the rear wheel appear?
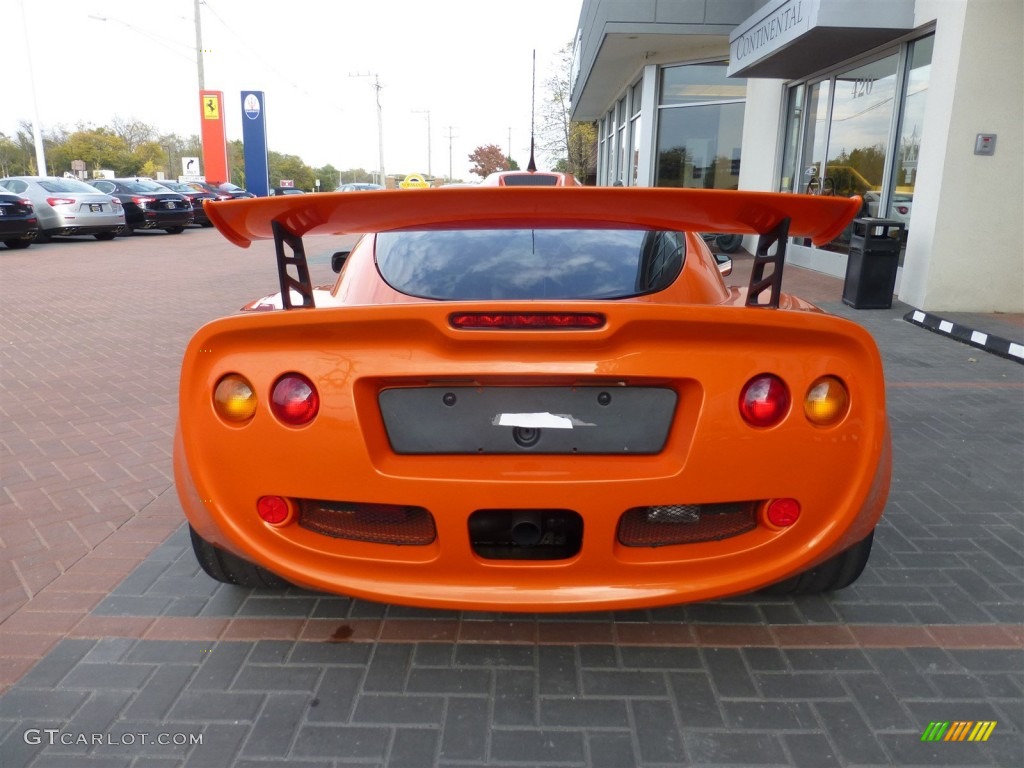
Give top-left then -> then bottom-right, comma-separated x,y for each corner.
94,232 -> 117,241
189,525 -> 291,588
760,530 -> 874,595
3,239 -> 32,249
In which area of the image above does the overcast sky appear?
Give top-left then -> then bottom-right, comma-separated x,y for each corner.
6,0 -> 583,182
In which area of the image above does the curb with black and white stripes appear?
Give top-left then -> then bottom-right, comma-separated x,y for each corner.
904,310 -> 1024,364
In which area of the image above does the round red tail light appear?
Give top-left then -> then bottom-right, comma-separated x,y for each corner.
257,495 -> 292,525
765,498 -> 801,528
271,373 -> 319,426
740,374 -> 790,427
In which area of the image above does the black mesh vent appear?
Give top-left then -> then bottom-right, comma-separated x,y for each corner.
618,502 -> 758,547
299,500 -> 435,546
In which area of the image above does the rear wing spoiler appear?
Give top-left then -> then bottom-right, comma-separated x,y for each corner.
204,188 -> 861,310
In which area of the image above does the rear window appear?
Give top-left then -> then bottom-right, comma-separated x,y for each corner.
375,229 -> 686,300
499,174 -> 561,186
122,180 -> 168,193
38,179 -> 104,193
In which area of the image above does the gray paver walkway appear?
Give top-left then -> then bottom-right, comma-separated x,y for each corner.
1,233 -> 1022,767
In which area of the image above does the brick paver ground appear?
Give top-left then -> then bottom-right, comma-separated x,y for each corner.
1,229 -> 1022,767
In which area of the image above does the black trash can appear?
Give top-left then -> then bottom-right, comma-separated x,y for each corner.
842,218 -> 905,309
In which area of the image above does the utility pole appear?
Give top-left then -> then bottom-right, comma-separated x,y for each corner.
444,126 -> 458,182
351,72 -> 384,186
19,0 -> 46,174
194,0 -> 205,90
412,110 -> 431,178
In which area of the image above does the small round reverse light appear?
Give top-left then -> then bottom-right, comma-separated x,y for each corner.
765,498 -> 801,528
214,374 -> 257,423
740,374 -> 790,427
804,376 -> 849,426
271,373 -> 319,426
257,495 -> 292,525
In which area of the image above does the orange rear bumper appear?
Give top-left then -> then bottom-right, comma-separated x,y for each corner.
175,301 -> 890,611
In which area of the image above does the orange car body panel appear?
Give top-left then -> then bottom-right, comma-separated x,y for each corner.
179,188 -> 889,611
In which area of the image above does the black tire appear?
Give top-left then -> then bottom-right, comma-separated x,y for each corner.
760,530 -> 874,595
714,233 -> 744,254
34,229 -> 51,244
188,525 -> 291,588
3,239 -> 32,249
94,232 -> 117,241
165,226 -> 185,234
118,227 -> 134,237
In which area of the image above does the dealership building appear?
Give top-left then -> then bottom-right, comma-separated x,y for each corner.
569,0 -> 1022,312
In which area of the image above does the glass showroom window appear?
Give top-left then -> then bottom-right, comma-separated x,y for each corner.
629,79 -> 643,186
655,62 -> 747,189
779,35 -> 933,254
616,96 -> 628,186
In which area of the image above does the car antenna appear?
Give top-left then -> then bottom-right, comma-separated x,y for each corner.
527,49 -> 537,172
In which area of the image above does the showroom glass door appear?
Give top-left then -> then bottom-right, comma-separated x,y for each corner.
885,35 -> 933,240
779,45 -> 923,273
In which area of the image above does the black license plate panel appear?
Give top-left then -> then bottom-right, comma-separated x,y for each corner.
379,386 -> 677,455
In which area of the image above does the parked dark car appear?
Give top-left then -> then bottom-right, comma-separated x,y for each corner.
270,186 -> 306,196
90,178 -> 193,234
336,183 -> 384,192
0,176 -> 125,241
182,181 -> 255,201
0,192 -> 38,249
155,180 -> 216,227
217,182 -> 256,199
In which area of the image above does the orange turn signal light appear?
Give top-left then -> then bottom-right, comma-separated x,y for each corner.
804,376 -> 849,426
214,374 -> 257,423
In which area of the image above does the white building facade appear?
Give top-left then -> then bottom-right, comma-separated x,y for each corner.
570,0 -> 1023,313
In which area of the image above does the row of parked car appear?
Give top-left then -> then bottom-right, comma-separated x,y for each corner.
0,176 -> 256,249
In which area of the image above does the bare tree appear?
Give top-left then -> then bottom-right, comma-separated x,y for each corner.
110,116 -> 155,153
538,42 -> 597,182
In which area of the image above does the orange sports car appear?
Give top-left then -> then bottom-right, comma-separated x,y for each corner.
175,186 -> 890,612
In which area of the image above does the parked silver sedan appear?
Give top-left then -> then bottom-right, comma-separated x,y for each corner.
0,176 -> 125,241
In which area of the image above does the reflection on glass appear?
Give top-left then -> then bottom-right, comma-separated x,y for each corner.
800,80 -> 831,195
819,54 -> 899,251
631,115 -> 642,185
779,84 -> 805,193
660,64 -> 746,105
375,229 -> 686,300
889,35 -> 932,240
655,102 -> 745,189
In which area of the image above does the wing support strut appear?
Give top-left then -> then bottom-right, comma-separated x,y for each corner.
272,220 -> 315,309
745,217 -> 791,309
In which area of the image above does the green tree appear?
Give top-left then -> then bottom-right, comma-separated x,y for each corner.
60,128 -> 133,175
269,152 -> 314,190
226,139 -> 245,187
